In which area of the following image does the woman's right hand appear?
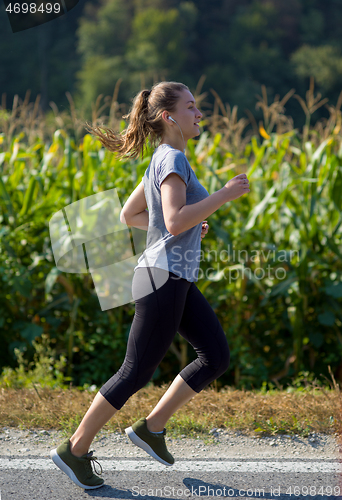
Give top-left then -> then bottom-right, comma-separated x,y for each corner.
223,173 -> 250,202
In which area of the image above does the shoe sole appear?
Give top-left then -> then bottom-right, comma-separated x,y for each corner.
50,448 -> 104,490
124,426 -> 173,466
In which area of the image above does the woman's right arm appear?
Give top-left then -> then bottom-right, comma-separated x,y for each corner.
161,172 -> 250,236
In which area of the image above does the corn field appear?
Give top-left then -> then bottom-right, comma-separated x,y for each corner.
0,77 -> 341,390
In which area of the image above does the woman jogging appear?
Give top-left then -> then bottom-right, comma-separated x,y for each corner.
50,81 -> 250,489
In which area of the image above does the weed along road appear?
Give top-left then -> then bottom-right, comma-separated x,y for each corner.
0,428 -> 341,499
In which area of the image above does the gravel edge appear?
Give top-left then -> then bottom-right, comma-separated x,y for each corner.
0,427 -> 341,460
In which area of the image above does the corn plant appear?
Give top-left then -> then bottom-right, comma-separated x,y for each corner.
0,81 -> 341,390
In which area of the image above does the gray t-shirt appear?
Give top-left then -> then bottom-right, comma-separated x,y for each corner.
134,143 -> 209,282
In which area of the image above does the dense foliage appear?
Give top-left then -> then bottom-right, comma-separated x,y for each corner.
2,0 -> 342,129
0,82 -> 342,391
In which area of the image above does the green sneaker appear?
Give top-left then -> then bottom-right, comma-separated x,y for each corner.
125,417 -> 174,466
50,438 -> 104,489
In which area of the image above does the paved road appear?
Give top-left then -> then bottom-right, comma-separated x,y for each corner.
0,428 -> 341,499
0,456 -> 341,500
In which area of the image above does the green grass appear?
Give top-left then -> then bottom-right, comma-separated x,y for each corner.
0,382 -> 340,439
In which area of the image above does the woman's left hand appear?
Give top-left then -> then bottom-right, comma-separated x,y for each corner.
201,220 -> 209,240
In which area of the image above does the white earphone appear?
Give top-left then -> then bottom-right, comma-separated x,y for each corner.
167,116 -> 185,153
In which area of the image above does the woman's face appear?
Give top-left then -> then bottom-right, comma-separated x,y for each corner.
171,89 -> 203,140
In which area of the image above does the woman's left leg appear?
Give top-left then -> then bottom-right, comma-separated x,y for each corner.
145,374 -> 197,432
146,281 -> 230,432
177,282 -> 231,392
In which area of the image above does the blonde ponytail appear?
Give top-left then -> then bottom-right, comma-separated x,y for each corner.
84,81 -> 189,159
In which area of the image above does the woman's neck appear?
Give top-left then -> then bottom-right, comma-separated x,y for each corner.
159,136 -> 186,153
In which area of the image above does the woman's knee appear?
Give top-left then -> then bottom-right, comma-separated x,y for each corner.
207,338 -> 230,377
217,345 -> 230,376
131,367 -> 156,392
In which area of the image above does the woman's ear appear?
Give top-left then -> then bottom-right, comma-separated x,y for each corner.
161,110 -> 171,124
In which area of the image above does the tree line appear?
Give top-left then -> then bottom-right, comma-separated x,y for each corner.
2,0 -> 342,130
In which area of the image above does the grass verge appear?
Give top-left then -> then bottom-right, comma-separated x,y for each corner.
0,384 -> 341,439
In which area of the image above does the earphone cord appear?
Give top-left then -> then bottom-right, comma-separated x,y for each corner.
174,122 -> 186,154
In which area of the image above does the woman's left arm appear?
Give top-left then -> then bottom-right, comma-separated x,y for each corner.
120,182 -> 209,236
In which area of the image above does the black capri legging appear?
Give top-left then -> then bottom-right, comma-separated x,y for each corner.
99,266 -> 230,410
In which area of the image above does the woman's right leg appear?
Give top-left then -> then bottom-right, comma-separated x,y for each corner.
98,267 -> 191,410
50,267 -> 190,487
69,392 -> 118,457
70,267 -> 191,456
